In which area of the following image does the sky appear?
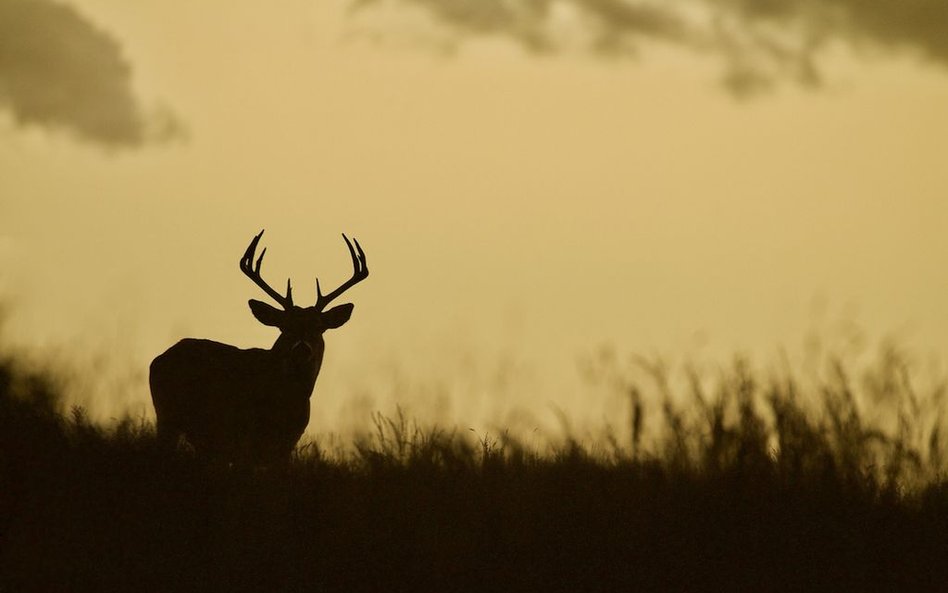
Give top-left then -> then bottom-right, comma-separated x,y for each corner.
2,0 -> 947,435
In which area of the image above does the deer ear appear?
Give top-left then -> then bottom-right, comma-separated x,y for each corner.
322,303 -> 354,330
249,299 -> 285,327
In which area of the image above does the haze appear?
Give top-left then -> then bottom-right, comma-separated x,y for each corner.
2,0 -> 946,434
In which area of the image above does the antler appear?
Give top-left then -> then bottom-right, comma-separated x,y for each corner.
239,230 -> 294,309
315,234 -> 368,311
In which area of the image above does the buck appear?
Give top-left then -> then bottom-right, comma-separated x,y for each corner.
149,231 -> 368,463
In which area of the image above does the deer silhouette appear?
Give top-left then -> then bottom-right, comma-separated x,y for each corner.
149,231 -> 368,463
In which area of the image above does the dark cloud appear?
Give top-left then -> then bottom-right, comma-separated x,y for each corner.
351,0 -> 948,94
0,0 -> 181,148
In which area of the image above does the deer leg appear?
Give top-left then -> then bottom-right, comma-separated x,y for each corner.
155,416 -> 180,451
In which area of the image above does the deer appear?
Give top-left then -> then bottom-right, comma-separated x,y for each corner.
149,230 -> 368,464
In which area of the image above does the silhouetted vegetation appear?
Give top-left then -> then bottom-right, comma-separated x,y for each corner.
2,341 -> 948,593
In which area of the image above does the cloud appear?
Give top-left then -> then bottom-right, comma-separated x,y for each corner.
351,0 -> 948,94
352,0 -> 696,54
0,0 -> 182,148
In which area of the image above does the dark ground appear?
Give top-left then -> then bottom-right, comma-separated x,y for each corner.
2,348 -> 948,593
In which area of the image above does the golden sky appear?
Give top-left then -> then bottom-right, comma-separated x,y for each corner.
2,0 -> 947,432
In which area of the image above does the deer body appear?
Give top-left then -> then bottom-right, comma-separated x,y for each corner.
150,338 -> 319,462
149,231 -> 368,463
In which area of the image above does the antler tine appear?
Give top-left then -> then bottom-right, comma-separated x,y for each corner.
239,230 -> 294,309
315,233 -> 369,311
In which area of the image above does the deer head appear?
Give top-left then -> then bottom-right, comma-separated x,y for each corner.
239,230 -> 368,371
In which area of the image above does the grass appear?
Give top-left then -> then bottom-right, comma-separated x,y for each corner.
2,341 -> 948,592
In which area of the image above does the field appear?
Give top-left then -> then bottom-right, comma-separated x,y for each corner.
2,342 -> 948,593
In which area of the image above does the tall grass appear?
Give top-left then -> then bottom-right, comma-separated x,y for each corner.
2,341 -> 948,592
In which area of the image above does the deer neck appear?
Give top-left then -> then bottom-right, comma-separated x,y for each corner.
270,334 -> 323,393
